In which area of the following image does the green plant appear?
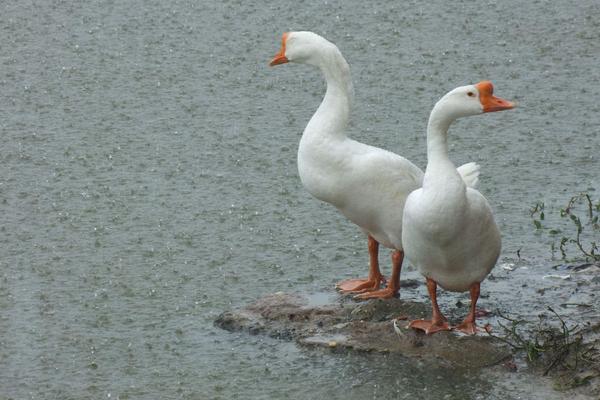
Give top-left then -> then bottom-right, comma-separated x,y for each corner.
489,308 -> 600,381
530,192 -> 600,262
530,201 -> 545,230
557,193 -> 599,261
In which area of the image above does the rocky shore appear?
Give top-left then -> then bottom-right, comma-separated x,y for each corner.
216,261 -> 600,397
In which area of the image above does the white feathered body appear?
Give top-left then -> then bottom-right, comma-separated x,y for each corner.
299,133 -> 423,249
402,110 -> 501,292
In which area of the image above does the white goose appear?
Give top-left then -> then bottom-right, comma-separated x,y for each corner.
269,31 -> 480,299
403,81 -> 514,334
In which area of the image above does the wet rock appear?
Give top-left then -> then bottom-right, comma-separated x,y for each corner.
396,278 -> 422,288
215,292 -> 512,368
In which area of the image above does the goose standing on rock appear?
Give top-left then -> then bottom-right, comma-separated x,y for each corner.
269,31 -> 480,299
403,81 -> 515,334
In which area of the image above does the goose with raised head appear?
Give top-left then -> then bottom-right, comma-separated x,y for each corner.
269,31 -> 481,299
403,81 -> 514,334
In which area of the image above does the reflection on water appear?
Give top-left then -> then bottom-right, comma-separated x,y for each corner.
0,0 -> 598,398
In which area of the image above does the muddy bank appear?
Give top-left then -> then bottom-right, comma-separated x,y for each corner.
215,291 -> 511,368
215,261 -> 600,397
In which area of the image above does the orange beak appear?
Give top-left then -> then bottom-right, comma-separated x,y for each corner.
475,81 -> 515,113
269,32 -> 289,66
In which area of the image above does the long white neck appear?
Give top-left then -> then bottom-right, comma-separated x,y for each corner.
302,47 -> 353,142
424,100 -> 461,188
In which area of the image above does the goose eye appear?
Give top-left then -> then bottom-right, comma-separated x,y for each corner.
467,91 -> 475,97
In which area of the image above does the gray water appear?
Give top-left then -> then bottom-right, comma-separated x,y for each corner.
1,0 -> 599,399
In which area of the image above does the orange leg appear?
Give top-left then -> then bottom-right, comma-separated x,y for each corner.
408,278 -> 450,334
336,235 -> 385,293
454,282 -> 481,335
354,250 -> 403,300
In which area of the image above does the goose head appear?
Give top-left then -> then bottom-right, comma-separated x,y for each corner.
269,31 -> 337,67
434,81 -> 515,121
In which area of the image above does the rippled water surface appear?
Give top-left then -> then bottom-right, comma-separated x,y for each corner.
1,0 -> 599,399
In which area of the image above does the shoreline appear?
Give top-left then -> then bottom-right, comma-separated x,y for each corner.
215,261 -> 600,398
